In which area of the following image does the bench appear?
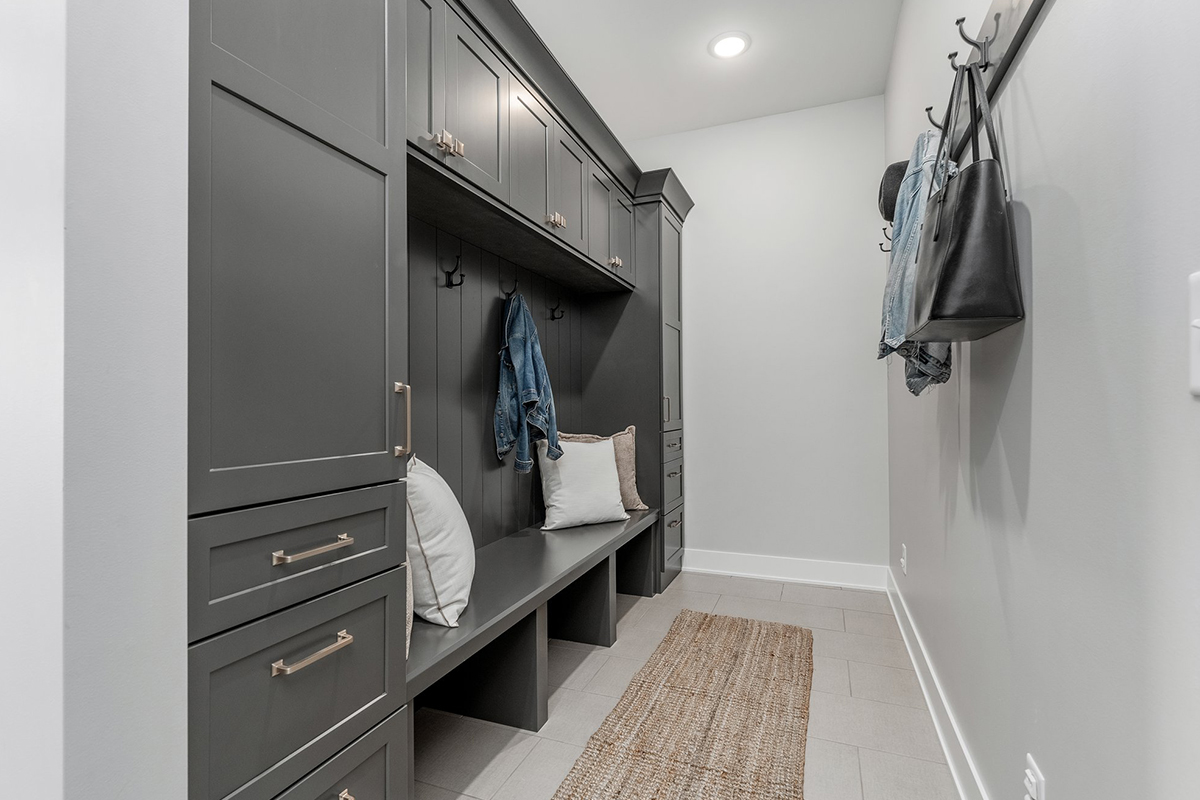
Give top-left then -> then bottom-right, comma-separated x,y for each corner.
406,509 -> 660,731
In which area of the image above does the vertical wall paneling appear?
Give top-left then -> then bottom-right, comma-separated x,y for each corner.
409,218 -> 582,547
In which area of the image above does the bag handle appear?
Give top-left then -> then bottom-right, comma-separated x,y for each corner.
927,66 -> 968,205
967,63 -> 1006,191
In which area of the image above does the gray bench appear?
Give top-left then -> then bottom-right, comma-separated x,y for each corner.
406,509 -> 659,731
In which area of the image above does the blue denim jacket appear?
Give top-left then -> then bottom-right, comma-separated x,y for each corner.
494,294 -> 562,472
879,130 -> 956,396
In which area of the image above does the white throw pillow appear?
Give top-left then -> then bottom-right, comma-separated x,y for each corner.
406,456 -> 475,627
538,438 -> 630,530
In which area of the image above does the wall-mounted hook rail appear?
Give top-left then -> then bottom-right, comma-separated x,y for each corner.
444,255 -> 465,288
549,300 -> 565,321
501,278 -> 519,298
926,106 -> 944,131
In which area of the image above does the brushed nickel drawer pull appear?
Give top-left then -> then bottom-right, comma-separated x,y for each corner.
668,469 -> 682,478
271,630 -> 354,677
272,533 -> 354,566
394,382 -> 412,457
668,519 -> 682,528
454,138 -> 466,158
339,791 -> 355,800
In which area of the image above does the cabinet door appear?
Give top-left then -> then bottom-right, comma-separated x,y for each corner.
444,9 -> 509,202
406,0 -> 446,157
587,161 -> 614,268
190,0 -> 409,514
662,323 -> 682,431
612,192 -> 634,283
661,210 -> 682,328
508,82 -> 554,227
551,126 -> 588,252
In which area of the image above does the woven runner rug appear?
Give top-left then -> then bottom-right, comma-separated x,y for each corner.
552,609 -> 814,800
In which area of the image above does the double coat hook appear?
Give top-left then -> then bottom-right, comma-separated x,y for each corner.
443,255 -> 465,288
501,278 -> 519,298
879,226 -> 893,253
549,300 -> 565,321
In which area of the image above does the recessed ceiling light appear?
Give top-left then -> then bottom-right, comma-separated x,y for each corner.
708,32 -> 751,59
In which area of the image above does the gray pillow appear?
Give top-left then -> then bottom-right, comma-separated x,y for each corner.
558,426 -> 650,511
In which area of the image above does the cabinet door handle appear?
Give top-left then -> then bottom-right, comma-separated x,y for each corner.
272,533 -> 355,566
394,382 -> 412,457
339,791 -> 355,800
434,130 -> 455,153
668,470 -> 682,478
668,519 -> 682,528
557,213 -> 567,229
662,396 -> 671,423
271,630 -> 354,677
454,138 -> 466,158
667,440 -> 680,449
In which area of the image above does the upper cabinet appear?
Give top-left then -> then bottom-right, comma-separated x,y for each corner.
508,82 -> 554,226
586,161 -> 613,269
191,0 -> 409,515
612,193 -> 635,282
551,126 -> 589,253
406,0 -> 446,158
444,10 -> 509,201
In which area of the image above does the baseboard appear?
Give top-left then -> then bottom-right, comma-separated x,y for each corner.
887,569 -> 989,800
682,548 -> 888,590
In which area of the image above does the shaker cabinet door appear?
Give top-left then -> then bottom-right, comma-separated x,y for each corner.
406,0 -> 447,157
612,192 -> 635,283
444,9 -> 509,202
587,161 -> 614,268
190,0 -> 409,514
551,126 -> 589,253
508,82 -> 555,228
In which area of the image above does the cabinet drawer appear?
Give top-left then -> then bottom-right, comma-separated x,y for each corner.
663,457 -> 683,510
189,569 -> 406,800
188,483 -> 406,641
663,505 -> 684,556
662,431 -> 683,461
273,707 -> 409,800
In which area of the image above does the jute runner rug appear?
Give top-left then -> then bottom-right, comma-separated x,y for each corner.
552,609 -> 814,800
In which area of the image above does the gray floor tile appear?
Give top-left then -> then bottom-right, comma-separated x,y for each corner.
548,638 -> 606,653
615,593 -> 651,637
414,709 -> 538,798
548,644 -> 608,690
630,603 -> 687,634
844,610 -> 902,640
859,748 -> 959,800
810,629 -> 914,669
802,738 -> 863,800
848,661 -> 926,708
605,621 -> 669,663
414,781 -> 481,800
654,586 -> 721,612
781,583 -> 893,614
492,738 -> 584,800
713,594 -> 846,632
672,572 -> 784,600
539,686 -> 620,746
582,655 -> 644,697
806,692 -> 945,763
812,656 -> 852,696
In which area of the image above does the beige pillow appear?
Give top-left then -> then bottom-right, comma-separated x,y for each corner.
559,426 -> 649,511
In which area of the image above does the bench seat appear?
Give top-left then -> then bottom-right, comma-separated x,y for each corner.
406,508 -> 658,699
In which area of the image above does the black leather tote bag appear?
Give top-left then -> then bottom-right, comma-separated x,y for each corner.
907,64 -> 1024,342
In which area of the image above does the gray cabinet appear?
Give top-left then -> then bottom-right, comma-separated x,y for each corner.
445,8 -> 510,201
587,161 -> 614,268
190,0 -> 409,515
612,193 -> 635,282
663,505 -> 684,567
406,0 -> 446,158
508,80 -> 554,226
551,126 -> 589,252
273,709 -> 410,800
661,211 -> 683,431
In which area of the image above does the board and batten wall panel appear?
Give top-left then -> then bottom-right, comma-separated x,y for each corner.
409,217 -> 582,547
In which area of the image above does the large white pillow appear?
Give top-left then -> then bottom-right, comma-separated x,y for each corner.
538,438 -> 630,530
406,456 -> 475,627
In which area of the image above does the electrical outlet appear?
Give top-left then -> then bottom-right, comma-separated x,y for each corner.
900,544 -> 907,575
1023,753 -> 1045,800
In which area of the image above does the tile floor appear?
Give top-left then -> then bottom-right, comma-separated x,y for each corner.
413,572 -> 958,800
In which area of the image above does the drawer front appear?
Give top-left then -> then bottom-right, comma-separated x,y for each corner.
662,431 -> 683,461
273,707 -> 409,800
663,457 -> 684,510
189,483 -> 406,641
190,569 -> 406,800
663,505 -> 684,556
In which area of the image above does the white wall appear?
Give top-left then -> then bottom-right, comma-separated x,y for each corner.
630,97 -> 891,586
0,2 -> 67,794
62,0 -> 190,797
886,1 -> 1200,798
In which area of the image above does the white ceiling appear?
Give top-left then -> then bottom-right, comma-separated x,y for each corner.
512,0 -> 904,143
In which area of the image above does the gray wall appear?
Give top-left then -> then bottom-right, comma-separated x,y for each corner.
629,97 -> 890,580
63,0 -> 189,797
0,1 -> 66,793
886,0 -> 1200,797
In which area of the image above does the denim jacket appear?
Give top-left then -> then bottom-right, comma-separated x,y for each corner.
494,294 -> 562,472
879,130 -> 956,396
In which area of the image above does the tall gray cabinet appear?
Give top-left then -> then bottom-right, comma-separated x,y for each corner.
188,0 -> 412,798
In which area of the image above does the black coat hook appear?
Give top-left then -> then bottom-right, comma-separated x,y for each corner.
879,242 -> 892,253
948,51 -> 961,71
444,255 -> 465,288
925,106 -> 944,131
549,300 -> 565,321
501,278 -> 519,298
955,15 -> 996,72
882,226 -> 892,242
